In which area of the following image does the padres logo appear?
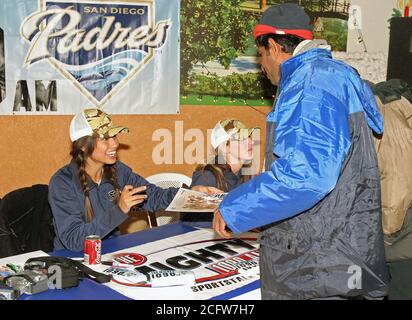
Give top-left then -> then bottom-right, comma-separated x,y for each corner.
20,1 -> 171,106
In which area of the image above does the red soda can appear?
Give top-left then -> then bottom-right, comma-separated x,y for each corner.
84,235 -> 101,265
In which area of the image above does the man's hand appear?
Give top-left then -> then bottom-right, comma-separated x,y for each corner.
191,185 -> 224,195
118,185 -> 147,214
213,209 -> 232,238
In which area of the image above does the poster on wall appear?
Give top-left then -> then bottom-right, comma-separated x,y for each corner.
180,0 -> 349,107
0,0 -> 180,115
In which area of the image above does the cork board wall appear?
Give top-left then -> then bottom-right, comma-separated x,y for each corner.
0,105 -> 270,197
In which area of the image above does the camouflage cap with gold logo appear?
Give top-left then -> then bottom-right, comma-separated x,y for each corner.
211,119 -> 258,149
69,108 -> 129,142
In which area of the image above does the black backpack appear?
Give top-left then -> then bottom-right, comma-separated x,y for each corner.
0,184 -> 55,258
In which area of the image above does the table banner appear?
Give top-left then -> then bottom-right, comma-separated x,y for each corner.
94,229 -> 260,300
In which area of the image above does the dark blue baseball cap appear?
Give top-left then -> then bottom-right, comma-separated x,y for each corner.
253,3 -> 313,40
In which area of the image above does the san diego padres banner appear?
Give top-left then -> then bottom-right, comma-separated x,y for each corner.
0,0 -> 179,114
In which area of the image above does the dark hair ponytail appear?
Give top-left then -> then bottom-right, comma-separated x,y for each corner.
71,136 -> 95,223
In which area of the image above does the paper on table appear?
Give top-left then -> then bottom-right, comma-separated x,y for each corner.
165,188 -> 227,212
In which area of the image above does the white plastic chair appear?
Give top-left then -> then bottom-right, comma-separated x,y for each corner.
145,173 -> 192,227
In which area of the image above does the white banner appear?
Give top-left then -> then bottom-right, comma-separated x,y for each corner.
92,229 -> 261,300
0,0 -> 180,115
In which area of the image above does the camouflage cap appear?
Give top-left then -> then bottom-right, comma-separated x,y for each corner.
69,108 -> 129,142
211,119 -> 258,149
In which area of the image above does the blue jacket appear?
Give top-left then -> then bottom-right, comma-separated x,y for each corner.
219,48 -> 389,298
49,161 -> 178,252
220,48 -> 383,233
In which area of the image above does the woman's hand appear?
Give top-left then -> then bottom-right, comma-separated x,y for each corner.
191,185 -> 224,195
118,185 -> 147,214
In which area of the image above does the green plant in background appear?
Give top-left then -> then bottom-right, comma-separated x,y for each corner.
316,18 -> 348,51
180,0 -> 256,87
181,72 -> 276,104
387,8 -> 403,28
391,8 -> 403,18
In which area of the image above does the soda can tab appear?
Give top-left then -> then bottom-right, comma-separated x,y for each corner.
84,235 -> 102,265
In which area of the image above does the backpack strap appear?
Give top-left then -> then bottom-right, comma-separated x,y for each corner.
70,259 -> 111,283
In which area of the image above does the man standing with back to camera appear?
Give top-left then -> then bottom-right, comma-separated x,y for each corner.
213,3 -> 389,299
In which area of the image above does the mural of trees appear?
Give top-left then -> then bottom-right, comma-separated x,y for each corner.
316,18 -> 348,51
179,1 -> 349,105
180,0 -> 255,85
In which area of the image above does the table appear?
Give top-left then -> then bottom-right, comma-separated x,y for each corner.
18,223 -> 260,300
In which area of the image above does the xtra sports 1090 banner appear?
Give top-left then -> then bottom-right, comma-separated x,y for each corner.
0,0 -> 180,115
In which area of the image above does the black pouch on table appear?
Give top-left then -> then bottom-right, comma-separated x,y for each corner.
23,256 -> 111,289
